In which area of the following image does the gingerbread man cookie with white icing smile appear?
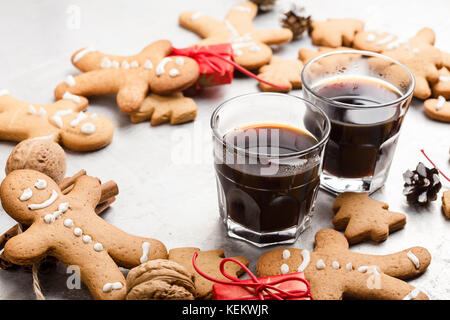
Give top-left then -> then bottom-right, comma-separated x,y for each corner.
257,229 -> 431,300
0,170 -> 167,300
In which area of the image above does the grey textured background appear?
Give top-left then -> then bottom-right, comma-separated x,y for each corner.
0,0 -> 449,299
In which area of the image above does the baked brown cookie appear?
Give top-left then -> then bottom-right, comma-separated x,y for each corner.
129,93 -> 197,126
332,192 -> 406,244
424,96 -> 450,122
432,67 -> 450,99
168,247 -> 249,299
54,40 -> 199,115
179,2 -> 293,69
353,31 -> 398,53
256,228 -> 431,300
257,56 -> 303,92
310,18 -> 364,48
442,190 -> 450,218
0,170 -> 167,300
382,28 -> 443,99
126,259 -> 196,300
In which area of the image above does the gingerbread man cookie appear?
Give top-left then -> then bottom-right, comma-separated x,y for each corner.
54,40 -> 199,115
0,90 -> 113,152
179,2 -> 293,70
353,31 -> 399,53
257,57 -> 303,92
257,229 -> 431,300
0,170 -> 167,300
332,192 -> 406,244
432,68 -> 450,99
443,190 -> 450,218
168,248 -> 249,300
424,96 -> 450,122
309,18 -> 365,48
382,28 -> 443,99
130,92 -> 197,126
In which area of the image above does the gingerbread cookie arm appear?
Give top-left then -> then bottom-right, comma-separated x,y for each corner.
3,224 -> 50,265
65,175 -> 102,210
314,228 -> 350,251
343,272 -> 428,300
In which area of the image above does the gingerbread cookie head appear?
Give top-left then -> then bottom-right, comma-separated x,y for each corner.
310,18 -> 364,48
55,40 -> 199,114
353,31 -> 399,53
424,96 -> 450,122
0,170 -> 64,226
433,67 -> 450,99
179,2 -> 293,69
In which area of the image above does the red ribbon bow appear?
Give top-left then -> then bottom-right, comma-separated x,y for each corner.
192,251 -> 312,300
172,44 -> 288,90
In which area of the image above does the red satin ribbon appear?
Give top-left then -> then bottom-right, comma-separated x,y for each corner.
192,251 -> 312,300
421,149 -> 450,182
172,45 -> 288,90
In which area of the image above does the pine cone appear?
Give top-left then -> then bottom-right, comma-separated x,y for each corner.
250,0 -> 276,11
281,10 -> 311,39
403,162 -> 442,205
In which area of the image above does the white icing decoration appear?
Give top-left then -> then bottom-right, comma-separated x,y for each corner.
140,242 -> 151,263
82,235 -> 92,243
121,60 -> 130,69
386,39 -> 403,50
63,219 -> 74,228
403,288 -> 420,300
280,264 -> 290,274
234,49 -> 243,56
143,60 -> 153,69
175,57 -> 184,66
32,134 -> 54,141
358,266 -> 369,273
0,89 -> 9,96
130,60 -> 139,68
101,57 -> 112,69
225,20 -> 239,37
81,122 -> 96,134
191,11 -> 204,21
28,190 -> 58,210
90,113 -> 98,120
231,5 -> 251,12
74,228 -> 82,237
156,57 -> 172,76
19,188 -> 33,201
70,112 -> 88,127
436,96 -> 446,110
439,76 -> 450,82
38,107 -> 46,117
282,249 -> 291,260
168,68 -> 180,77
332,261 -> 340,269
73,48 -> 95,63
412,48 -> 420,54
366,33 -> 376,42
407,250 -> 420,269
111,60 -> 119,68
346,263 -> 353,271
59,202 -> 69,212
249,45 -> 260,52
375,34 -> 396,45
51,109 -> 73,128
28,105 -> 37,115
103,282 -> 123,293
63,92 -> 81,104
44,214 -> 55,224
65,75 -> 76,87
34,179 -> 47,190
316,259 -> 326,270
94,243 -> 103,252
297,250 -> 310,272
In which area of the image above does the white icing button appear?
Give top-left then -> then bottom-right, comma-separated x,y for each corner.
346,262 -> 353,271
19,188 -> 33,201
81,122 -> 96,134
38,108 -> 47,117
93,243 -> 104,252
332,261 -> 340,269
130,60 -> 139,68
63,219 -> 74,228
121,60 -> 130,69
168,68 -> 180,77
111,60 -> 119,68
175,57 -> 184,66
316,259 -> 326,270
282,249 -> 291,260
101,57 -> 112,69
82,235 -> 92,243
59,202 -> 69,212
366,33 -> 376,42
280,263 -> 289,274
34,179 -> 47,190
28,105 -> 37,115
73,228 -> 83,237
143,60 -> 153,69
44,214 -> 55,224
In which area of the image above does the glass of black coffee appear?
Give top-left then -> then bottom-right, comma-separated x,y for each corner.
302,50 -> 414,194
211,93 -> 330,246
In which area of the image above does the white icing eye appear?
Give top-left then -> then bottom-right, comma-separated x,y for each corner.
175,57 -> 184,66
34,179 -> 47,190
19,188 -> 33,201
168,68 -> 180,77
280,264 -> 289,274
282,249 -> 290,260
81,122 -> 96,134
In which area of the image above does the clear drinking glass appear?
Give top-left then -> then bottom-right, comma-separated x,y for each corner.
302,50 -> 414,194
211,93 -> 330,247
